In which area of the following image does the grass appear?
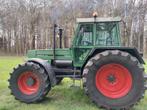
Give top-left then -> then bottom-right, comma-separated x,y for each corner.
0,56 -> 147,110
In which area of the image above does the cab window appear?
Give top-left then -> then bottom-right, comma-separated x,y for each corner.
95,22 -> 119,46
77,24 -> 93,46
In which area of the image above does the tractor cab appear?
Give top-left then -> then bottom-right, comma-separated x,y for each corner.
73,17 -> 121,47
72,17 -> 121,66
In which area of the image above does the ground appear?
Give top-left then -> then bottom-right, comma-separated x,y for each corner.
0,56 -> 147,110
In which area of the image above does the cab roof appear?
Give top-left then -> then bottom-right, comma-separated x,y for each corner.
76,17 -> 121,23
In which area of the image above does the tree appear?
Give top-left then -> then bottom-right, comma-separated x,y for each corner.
0,0 -> 146,56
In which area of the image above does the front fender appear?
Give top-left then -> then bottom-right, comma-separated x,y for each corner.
27,58 -> 56,86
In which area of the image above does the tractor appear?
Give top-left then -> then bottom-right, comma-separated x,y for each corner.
8,13 -> 147,110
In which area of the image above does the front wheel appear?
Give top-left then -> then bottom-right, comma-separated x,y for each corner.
8,62 -> 51,103
83,50 -> 146,110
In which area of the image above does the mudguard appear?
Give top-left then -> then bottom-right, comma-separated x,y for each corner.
27,58 -> 56,86
82,47 -> 145,69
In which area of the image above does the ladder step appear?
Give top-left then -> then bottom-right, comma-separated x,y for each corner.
56,75 -> 81,78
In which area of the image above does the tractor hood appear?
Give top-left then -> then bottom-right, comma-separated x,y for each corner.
27,48 -> 73,62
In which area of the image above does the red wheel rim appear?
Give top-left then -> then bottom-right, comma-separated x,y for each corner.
18,71 -> 40,95
95,63 -> 132,99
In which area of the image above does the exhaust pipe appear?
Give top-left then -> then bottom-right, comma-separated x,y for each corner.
59,28 -> 63,48
53,24 -> 57,59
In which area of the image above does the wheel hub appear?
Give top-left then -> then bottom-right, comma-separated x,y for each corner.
95,63 -> 132,99
18,71 -> 40,95
107,74 -> 116,84
26,77 -> 35,87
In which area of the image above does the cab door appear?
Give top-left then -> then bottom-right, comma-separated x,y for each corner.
72,23 -> 94,67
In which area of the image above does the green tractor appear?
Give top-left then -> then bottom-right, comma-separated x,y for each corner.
9,14 -> 147,110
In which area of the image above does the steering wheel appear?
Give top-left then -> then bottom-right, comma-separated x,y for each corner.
82,40 -> 92,46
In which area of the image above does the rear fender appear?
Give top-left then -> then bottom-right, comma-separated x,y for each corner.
82,47 -> 145,70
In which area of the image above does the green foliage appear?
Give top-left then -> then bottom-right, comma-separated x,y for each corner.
0,56 -> 147,110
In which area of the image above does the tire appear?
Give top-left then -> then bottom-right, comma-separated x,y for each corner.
56,77 -> 63,85
83,50 -> 146,110
8,62 -> 51,103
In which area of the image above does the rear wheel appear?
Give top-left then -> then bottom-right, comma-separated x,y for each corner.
8,62 -> 51,103
83,50 -> 146,110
